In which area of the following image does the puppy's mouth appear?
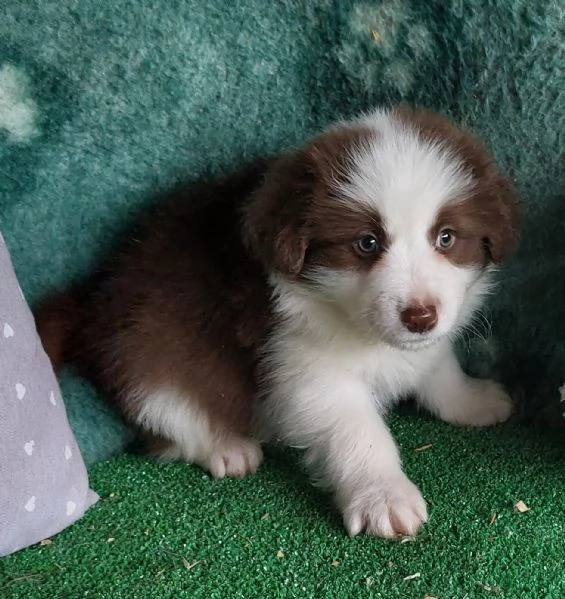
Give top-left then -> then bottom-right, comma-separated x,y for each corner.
376,326 -> 444,351
370,305 -> 453,351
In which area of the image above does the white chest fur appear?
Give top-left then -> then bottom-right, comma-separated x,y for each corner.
264,325 -> 442,414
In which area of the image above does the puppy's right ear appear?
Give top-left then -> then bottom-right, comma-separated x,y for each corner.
242,151 -> 314,275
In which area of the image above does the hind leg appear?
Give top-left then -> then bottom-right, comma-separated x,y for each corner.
203,435 -> 263,479
133,388 -> 263,479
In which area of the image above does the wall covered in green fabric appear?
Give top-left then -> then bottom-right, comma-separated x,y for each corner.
1,0 -> 563,463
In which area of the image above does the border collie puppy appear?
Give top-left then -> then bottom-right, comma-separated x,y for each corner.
36,107 -> 519,538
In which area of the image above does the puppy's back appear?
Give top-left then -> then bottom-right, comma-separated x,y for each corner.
35,162 -> 272,442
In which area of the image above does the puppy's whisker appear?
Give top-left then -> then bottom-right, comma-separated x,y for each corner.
450,327 -> 473,353
469,310 -> 493,342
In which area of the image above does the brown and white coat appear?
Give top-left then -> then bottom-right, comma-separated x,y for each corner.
36,106 -> 519,538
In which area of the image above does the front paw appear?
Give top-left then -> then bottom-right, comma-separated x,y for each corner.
442,378 -> 513,427
338,474 -> 428,538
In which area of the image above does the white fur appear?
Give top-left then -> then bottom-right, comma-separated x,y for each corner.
135,389 -> 262,478
258,110 -> 511,537
418,348 -> 512,426
348,109 -> 474,215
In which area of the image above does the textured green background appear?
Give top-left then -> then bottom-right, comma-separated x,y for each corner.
1,0 -> 565,460
1,0 -> 564,596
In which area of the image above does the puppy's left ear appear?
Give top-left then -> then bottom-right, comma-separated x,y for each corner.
482,173 -> 521,264
242,151 -> 313,275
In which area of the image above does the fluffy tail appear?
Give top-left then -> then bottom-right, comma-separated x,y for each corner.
34,290 -> 82,372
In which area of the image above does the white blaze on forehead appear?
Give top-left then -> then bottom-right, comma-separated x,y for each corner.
335,109 -> 475,239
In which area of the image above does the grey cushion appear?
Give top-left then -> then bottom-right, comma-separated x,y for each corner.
0,232 -> 98,557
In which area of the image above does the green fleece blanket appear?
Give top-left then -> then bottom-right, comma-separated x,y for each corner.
2,0 -> 564,461
1,1 -> 564,596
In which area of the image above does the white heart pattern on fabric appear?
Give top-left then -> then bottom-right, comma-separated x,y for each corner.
49,391 -> 57,406
66,501 -> 77,516
3,322 -> 14,338
64,445 -> 72,460
25,496 -> 36,512
15,383 -> 26,400
24,440 -> 35,456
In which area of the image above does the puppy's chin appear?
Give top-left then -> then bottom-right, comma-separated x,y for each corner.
377,330 -> 443,352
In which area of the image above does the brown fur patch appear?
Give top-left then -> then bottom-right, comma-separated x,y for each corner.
304,208 -> 387,272
430,202 -> 490,266
396,106 -> 520,264
243,125 -> 389,274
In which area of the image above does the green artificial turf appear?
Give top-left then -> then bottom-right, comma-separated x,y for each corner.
2,412 -> 563,599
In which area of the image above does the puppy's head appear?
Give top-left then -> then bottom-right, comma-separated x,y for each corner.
243,107 -> 519,349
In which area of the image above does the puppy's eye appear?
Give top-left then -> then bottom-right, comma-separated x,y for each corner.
356,234 -> 379,255
436,229 -> 455,250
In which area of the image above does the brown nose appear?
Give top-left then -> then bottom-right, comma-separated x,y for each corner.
400,304 -> 438,333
